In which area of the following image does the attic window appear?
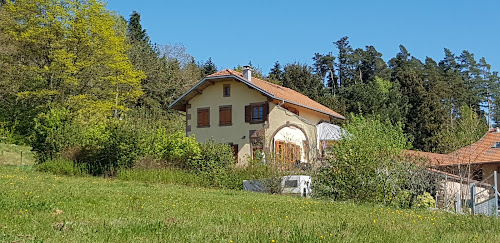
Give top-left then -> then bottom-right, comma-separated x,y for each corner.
223,84 -> 230,97
493,142 -> 500,148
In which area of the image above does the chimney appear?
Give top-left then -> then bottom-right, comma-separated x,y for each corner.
243,66 -> 252,81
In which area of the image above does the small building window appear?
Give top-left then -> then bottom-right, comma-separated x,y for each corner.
223,84 -> 230,97
252,105 -> 263,122
245,103 -> 268,124
197,107 -> 210,128
219,105 -> 232,126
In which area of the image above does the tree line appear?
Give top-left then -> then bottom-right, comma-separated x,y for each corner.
0,0 -> 496,154
268,37 -> 495,153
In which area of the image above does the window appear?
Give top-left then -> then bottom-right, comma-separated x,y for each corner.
197,108 -> 210,127
245,102 -> 268,124
253,106 -> 263,122
223,84 -> 230,97
219,105 -> 232,126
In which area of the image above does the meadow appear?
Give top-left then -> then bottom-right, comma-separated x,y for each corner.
0,145 -> 499,242
1,163 -> 500,242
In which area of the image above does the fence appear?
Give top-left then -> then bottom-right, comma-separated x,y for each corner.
470,171 -> 499,217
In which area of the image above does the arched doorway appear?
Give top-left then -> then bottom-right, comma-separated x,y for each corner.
271,125 -> 308,164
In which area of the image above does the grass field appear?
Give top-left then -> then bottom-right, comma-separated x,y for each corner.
0,143 -> 35,166
1,165 -> 500,242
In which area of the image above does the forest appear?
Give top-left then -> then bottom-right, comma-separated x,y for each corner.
0,0 -> 497,157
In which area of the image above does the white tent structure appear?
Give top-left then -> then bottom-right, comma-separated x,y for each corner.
317,122 -> 346,157
317,122 -> 345,141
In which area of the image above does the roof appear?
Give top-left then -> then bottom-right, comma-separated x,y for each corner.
169,69 -> 345,119
407,129 -> 500,166
317,122 -> 346,141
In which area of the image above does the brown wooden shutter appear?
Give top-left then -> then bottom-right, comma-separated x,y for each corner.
245,105 -> 251,123
205,109 -> 210,126
263,102 -> 269,120
197,110 -> 203,127
197,108 -> 210,127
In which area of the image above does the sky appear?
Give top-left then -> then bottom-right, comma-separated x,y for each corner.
105,0 -> 500,75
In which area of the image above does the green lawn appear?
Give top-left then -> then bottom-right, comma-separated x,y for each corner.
1,166 -> 500,242
0,143 -> 35,166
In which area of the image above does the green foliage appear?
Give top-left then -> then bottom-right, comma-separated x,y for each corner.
31,108 -> 70,162
340,77 -> 408,125
160,132 -> 201,167
277,63 -> 325,100
434,105 -> 488,153
35,157 -> 87,176
192,142 -> 234,171
1,0 -> 145,130
200,57 -> 217,76
415,192 -> 435,209
313,114 -> 436,207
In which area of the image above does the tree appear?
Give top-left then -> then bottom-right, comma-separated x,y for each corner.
280,63 -> 325,100
127,11 -> 149,43
2,0 -> 145,119
268,61 -> 283,84
125,11 -> 198,113
340,77 -> 408,125
334,36 -> 354,87
350,45 -> 390,83
434,105 -> 488,154
201,57 -> 217,77
458,50 -> 483,111
312,53 -> 337,95
388,45 -> 427,149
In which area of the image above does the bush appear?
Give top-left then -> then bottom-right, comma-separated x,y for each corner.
31,108 -> 71,162
36,157 -> 87,176
160,131 -> 201,168
415,192 -> 435,209
313,114 -> 436,208
75,121 -> 140,176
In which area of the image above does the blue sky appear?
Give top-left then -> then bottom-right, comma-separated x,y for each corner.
105,0 -> 500,74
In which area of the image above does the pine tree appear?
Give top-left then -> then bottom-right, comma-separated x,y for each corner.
268,61 -> 283,84
312,53 -> 337,95
281,63 -> 325,100
334,36 -> 354,87
388,45 -> 426,148
201,57 -> 217,76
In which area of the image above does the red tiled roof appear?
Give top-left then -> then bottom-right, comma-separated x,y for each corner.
408,129 -> 500,166
208,69 -> 345,119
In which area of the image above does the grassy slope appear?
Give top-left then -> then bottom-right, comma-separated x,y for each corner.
0,143 -> 35,166
1,166 -> 500,242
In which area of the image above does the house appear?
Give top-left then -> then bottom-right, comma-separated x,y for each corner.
168,66 -> 345,166
409,128 -> 500,190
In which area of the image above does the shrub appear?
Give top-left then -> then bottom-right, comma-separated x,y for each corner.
160,131 -> 201,168
31,108 -> 70,162
36,157 -> 87,176
313,114 -> 436,208
75,121 -> 140,176
415,192 -> 435,209
185,141 -> 235,187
